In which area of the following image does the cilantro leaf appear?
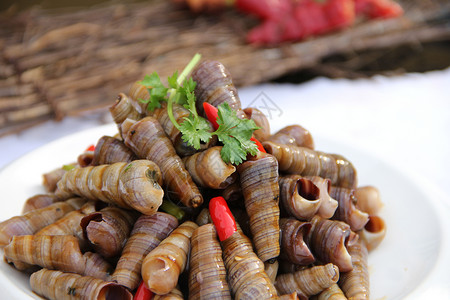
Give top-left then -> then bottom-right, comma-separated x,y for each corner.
214,103 -> 260,164
138,72 -> 168,111
179,115 -> 212,150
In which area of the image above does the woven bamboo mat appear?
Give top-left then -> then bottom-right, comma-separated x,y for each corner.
1,0 -> 449,136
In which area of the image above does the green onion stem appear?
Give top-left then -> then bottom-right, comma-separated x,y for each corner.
167,53 -> 202,131
160,198 -> 185,221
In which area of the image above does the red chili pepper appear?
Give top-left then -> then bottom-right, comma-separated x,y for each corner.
203,102 -> 220,130
203,102 -> 265,153
134,281 -> 153,300
250,137 -> 266,153
354,0 -> 403,19
209,196 -> 237,241
85,144 -> 95,152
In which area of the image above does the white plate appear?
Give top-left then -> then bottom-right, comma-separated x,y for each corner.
0,123 -> 449,299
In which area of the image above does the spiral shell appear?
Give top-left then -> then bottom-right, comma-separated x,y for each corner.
243,107 -> 271,141
191,60 -> 246,119
306,176 -> 338,219
109,92 -> 143,126
154,286 -> 184,300
122,117 -> 203,208
195,208 -> 212,226
43,167 -> 70,193
21,193 -> 59,214
91,135 -> 137,166
30,268 -> 132,300
189,224 -> 231,300
237,152 -> 280,262
263,141 -> 357,189
128,80 -> 152,113
307,216 -> 356,272
80,206 -> 138,258
267,125 -> 315,150
4,235 -> 86,275
111,212 -> 178,291
312,283 -> 347,300
330,187 -> 369,232
153,102 -> 216,157
142,221 -> 198,295
0,198 -> 85,247
339,238 -> 369,300
221,230 -> 278,299
183,146 -> 237,189
83,252 -> 113,281
354,185 -> 383,216
279,218 -> 315,265
359,215 -> 386,251
55,160 -> 164,215
275,263 -> 339,298
222,181 -> 243,203
279,175 -> 321,221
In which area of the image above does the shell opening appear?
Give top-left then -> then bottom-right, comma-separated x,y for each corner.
99,283 -> 132,300
296,179 -> 320,201
364,215 -> 385,233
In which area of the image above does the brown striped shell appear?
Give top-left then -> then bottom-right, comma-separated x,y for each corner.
0,198 -> 85,247
237,152 -> 280,262
221,230 -> 278,299
183,146 -> 237,189
21,193 -> 59,214
142,221 -> 198,295
128,80 -> 152,113
195,208 -> 212,226
42,167 -> 70,193
83,252 -> 113,281
80,206 -> 138,258
4,235 -> 86,275
243,107 -> 271,141
339,238 -> 370,299
275,263 -> 339,298
314,284 -> 348,300
279,218 -> 315,265
189,224 -> 231,300
279,175 -> 321,220
122,117 -> 203,208
191,60 -> 246,119
266,125 -> 315,149
91,135 -> 137,166
263,141 -> 357,189
55,160 -> 164,215
111,212 -> 178,291
222,181 -> 243,203
109,92 -> 143,126
30,268 -> 132,300
307,216 -> 356,272
330,186 -> 369,232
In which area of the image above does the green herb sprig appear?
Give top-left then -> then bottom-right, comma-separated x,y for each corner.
138,54 -> 259,165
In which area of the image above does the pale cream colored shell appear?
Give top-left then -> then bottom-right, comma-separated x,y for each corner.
142,221 -> 198,295
111,212 -> 178,291
307,176 -> 338,219
183,146 -> 237,189
339,238 -> 370,299
354,185 -> 383,216
279,175 -> 321,220
359,215 -> 386,251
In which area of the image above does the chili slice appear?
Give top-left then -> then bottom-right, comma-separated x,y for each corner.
134,280 -> 153,300
209,196 -> 237,241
